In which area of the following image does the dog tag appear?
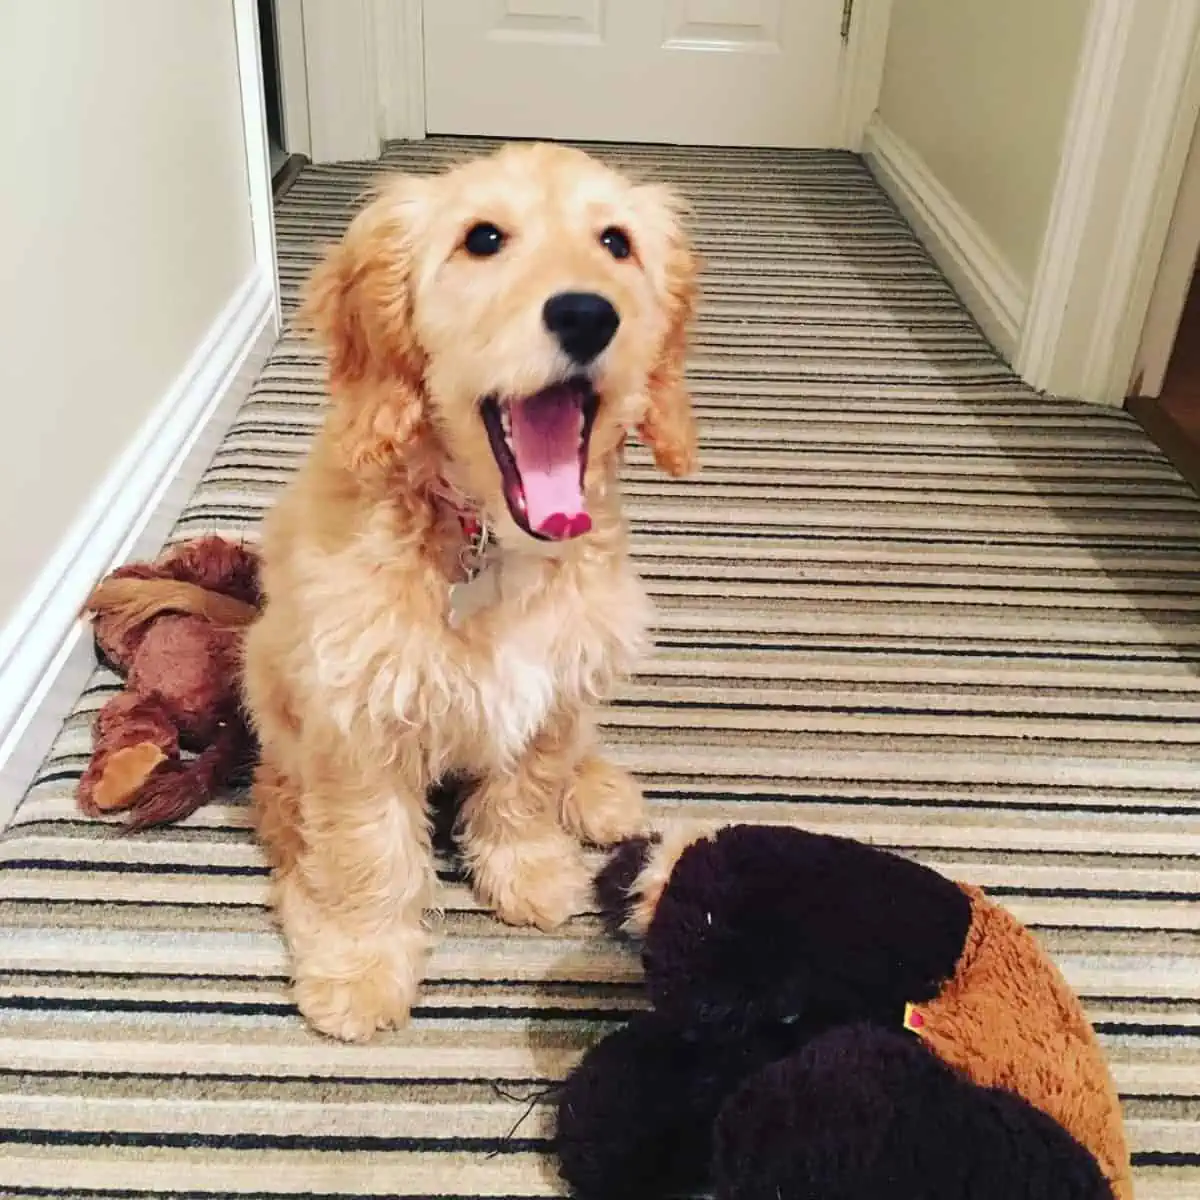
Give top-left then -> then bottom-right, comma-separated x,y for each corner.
448,563 -> 501,628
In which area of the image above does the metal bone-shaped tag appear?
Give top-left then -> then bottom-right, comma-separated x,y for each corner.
447,519 -> 502,628
448,563 -> 501,627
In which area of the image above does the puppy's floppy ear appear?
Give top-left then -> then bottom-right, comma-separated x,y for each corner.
635,185 -> 699,477
298,177 -> 429,474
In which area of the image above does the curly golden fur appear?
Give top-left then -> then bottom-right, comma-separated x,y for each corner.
243,142 -> 698,1041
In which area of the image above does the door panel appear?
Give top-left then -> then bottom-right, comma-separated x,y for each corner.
422,0 -> 852,148
663,0 -> 783,51
492,0 -> 603,43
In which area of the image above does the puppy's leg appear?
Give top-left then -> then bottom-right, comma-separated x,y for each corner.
254,755 -> 434,1043
560,749 -> 647,846
547,711 -> 646,846
459,715 -> 592,930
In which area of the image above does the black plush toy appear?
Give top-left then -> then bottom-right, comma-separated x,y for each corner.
554,824 -> 1130,1200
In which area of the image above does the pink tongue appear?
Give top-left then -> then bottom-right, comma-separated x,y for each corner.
509,387 -> 590,539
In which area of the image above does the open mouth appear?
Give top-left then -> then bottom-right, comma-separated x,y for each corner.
480,378 -> 599,540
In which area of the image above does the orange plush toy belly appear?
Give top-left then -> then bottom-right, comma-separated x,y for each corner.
908,886 -> 1129,1199
556,823 -> 1131,1200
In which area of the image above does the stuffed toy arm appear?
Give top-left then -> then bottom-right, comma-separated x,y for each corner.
555,1010 -> 811,1200
77,692 -> 182,816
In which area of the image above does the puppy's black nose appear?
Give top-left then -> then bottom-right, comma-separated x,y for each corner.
543,291 -> 620,364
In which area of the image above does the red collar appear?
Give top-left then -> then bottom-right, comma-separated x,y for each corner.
429,476 -> 489,563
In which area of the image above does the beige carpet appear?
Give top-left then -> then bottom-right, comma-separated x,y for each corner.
2,139 -> 1198,1197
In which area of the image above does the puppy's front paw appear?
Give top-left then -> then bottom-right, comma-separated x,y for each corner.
474,837 -> 591,931
562,756 -> 647,846
292,930 -> 427,1042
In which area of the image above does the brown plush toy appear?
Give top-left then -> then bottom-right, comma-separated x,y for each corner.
557,823 -> 1131,1200
77,536 -> 261,831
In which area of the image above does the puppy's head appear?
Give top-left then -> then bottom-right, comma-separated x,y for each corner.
300,142 -> 698,543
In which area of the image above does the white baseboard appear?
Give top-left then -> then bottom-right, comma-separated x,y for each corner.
0,267 -> 277,830
863,116 -> 1028,360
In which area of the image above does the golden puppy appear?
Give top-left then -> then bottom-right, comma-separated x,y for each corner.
243,142 -> 697,1042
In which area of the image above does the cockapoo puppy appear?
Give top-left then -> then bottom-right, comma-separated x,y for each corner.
243,142 -> 698,1041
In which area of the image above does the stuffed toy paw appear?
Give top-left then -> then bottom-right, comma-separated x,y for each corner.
556,823 -> 1131,1200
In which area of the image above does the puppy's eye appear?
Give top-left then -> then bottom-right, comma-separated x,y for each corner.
600,226 -> 632,260
464,222 -> 505,257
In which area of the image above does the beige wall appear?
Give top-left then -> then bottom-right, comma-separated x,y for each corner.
877,0 -> 1091,286
0,0 -> 255,627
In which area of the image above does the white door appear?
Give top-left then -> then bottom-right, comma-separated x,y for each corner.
422,0 -> 862,148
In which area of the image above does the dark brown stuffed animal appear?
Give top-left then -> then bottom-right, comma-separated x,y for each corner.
557,823 -> 1131,1200
78,536 -> 261,831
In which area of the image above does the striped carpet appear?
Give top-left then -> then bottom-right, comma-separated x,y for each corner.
4,139 -> 1200,1198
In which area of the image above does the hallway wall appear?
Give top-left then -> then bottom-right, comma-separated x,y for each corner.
873,0 -> 1090,291
0,0 -> 256,630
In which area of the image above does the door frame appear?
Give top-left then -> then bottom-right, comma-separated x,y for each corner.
285,0 -> 895,163
273,0 -> 313,158
273,0 -> 422,163
1013,0 -> 1200,406
1130,95 -> 1200,398
233,0 -> 281,327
